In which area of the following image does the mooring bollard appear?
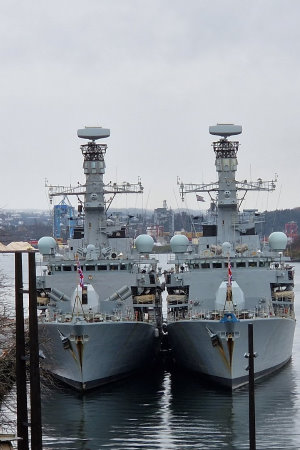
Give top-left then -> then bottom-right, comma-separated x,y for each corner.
245,323 -> 256,450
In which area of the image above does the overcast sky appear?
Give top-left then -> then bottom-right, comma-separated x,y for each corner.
1,0 -> 300,215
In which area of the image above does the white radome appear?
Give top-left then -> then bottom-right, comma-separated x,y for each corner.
269,232 -> 288,251
38,236 -> 56,255
170,234 -> 189,253
135,234 -> 154,253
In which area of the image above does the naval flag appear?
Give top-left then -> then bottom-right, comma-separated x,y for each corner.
228,262 -> 232,286
77,260 -> 84,288
196,194 -> 205,202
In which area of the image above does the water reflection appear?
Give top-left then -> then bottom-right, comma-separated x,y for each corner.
169,362 -> 300,449
42,368 -> 166,449
42,359 -> 300,450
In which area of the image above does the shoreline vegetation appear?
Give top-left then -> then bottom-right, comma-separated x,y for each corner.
0,294 -> 17,433
288,236 -> 300,261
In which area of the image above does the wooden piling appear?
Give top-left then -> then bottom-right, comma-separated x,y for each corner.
15,253 -> 29,450
28,252 -> 42,450
248,323 -> 256,450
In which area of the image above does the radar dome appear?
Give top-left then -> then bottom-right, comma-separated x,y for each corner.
222,242 -> 232,256
269,232 -> 288,251
135,234 -> 154,253
38,236 -> 56,255
170,235 -> 189,253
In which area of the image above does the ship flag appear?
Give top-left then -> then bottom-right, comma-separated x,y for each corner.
228,261 -> 232,286
196,194 -> 205,202
77,260 -> 84,287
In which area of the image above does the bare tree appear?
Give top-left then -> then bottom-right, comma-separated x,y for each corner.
0,291 -> 17,432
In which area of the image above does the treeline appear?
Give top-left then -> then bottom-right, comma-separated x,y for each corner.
262,208 -> 300,236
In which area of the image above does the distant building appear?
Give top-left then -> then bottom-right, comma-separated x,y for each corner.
153,200 -> 174,237
285,221 -> 298,242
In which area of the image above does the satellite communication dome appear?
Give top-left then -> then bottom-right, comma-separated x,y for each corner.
38,236 -> 56,255
87,244 -> 96,251
269,232 -> 288,251
170,235 -> 189,253
222,241 -> 232,256
135,234 -> 154,253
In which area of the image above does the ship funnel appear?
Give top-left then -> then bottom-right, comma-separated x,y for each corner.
209,124 -> 242,139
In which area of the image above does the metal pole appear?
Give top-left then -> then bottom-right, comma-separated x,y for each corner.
28,252 -> 42,450
15,252 -> 29,450
248,323 -> 256,450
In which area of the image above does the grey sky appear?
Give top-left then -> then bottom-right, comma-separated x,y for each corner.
1,0 -> 299,215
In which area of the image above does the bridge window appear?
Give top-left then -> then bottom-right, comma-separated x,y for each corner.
236,262 -> 246,268
248,261 -> 257,267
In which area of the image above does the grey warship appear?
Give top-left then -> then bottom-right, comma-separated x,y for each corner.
166,124 -> 295,389
36,127 -> 162,391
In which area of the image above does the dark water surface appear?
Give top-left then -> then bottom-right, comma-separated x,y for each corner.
2,255 -> 300,449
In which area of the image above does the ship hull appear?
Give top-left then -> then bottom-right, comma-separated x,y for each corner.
39,321 -> 158,391
167,317 -> 295,389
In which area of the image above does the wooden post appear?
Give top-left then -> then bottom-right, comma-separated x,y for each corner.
248,323 -> 256,450
28,252 -> 42,450
15,252 -> 29,450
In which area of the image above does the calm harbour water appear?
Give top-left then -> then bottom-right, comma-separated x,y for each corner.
1,255 -> 300,449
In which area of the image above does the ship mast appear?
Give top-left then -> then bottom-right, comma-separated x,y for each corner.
46,127 -> 143,252
212,127 -> 240,243
79,128 -> 110,248
178,124 -> 277,244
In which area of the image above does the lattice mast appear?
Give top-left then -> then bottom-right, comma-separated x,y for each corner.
178,124 -> 277,243
46,127 -> 143,249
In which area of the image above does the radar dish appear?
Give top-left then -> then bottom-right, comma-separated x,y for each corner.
77,127 -> 110,141
209,124 -> 242,139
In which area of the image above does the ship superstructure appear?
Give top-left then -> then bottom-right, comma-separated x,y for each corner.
36,127 -> 162,391
166,124 -> 295,389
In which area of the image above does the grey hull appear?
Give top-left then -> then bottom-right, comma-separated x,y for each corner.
39,321 -> 158,391
167,317 -> 295,389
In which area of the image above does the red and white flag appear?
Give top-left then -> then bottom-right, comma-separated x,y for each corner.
228,262 -> 232,286
77,260 -> 84,288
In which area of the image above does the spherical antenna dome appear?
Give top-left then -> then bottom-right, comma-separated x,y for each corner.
135,234 -> 154,253
87,244 -> 96,251
269,232 -> 288,251
222,241 -> 231,256
38,236 -> 56,255
170,234 -> 189,253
